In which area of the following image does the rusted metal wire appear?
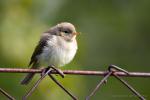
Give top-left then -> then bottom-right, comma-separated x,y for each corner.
0,66 -> 149,100
86,71 -> 113,100
85,65 -> 146,100
22,68 -> 52,100
0,87 -> 15,100
23,66 -> 77,100
114,74 -> 146,100
48,74 -> 78,100
0,68 -> 150,77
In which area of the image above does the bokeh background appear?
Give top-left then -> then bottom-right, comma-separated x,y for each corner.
0,0 -> 150,100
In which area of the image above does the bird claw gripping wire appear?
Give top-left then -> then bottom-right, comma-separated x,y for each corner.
41,65 -> 65,78
86,65 -> 145,100
23,66 -> 77,100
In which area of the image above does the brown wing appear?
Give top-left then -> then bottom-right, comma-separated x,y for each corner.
28,34 -> 50,66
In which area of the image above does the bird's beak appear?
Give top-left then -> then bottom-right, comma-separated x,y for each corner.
73,32 -> 80,35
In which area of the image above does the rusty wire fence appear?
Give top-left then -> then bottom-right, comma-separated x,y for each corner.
0,65 -> 149,100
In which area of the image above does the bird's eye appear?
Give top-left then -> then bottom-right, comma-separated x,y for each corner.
63,30 -> 69,34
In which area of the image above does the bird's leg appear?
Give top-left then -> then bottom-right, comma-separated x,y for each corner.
48,65 -> 65,78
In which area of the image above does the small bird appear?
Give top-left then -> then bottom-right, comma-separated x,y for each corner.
21,22 -> 78,85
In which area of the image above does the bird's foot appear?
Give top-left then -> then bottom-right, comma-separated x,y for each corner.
41,66 -> 65,78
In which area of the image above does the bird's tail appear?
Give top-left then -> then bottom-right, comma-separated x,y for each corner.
21,63 -> 39,85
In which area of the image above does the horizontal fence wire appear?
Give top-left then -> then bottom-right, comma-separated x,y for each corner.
0,66 -> 149,100
0,68 -> 150,77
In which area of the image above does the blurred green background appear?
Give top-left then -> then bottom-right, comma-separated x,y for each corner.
0,0 -> 150,100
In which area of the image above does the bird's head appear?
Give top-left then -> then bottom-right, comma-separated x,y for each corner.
48,22 -> 79,41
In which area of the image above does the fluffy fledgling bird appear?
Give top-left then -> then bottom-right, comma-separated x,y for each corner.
21,22 -> 78,85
